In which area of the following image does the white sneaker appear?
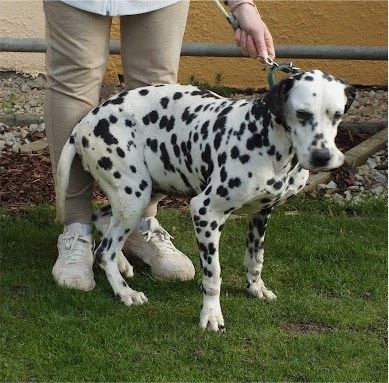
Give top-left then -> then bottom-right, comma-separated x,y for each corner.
52,233 -> 96,291
123,217 -> 195,281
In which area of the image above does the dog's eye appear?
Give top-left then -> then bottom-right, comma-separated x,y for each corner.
296,110 -> 313,120
334,111 -> 343,120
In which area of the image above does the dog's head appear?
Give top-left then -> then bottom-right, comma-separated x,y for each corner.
265,70 -> 356,171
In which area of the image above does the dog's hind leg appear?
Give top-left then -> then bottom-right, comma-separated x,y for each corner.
244,208 -> 277,301
95,178 -> 151,306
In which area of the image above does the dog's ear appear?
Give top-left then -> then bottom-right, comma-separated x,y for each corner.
264,77 -> 295,117
344,85 -> 356,113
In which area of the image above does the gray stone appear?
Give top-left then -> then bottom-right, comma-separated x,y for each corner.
19,139 -> 48,153
366,158 -> 377,169
326,180 -> 338,189
370,185 -> 385,195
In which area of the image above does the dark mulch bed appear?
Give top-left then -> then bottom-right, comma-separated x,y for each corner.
0,128 -> 372,211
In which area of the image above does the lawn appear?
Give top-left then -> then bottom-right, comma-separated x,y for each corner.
0,198 -> 387,382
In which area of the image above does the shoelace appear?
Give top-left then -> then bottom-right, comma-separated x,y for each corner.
62,234 -> 90,264
142,222 -> 176,251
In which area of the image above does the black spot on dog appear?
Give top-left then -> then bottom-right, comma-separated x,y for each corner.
125,119 -> 134,127
231,146 -> 240,159
273,181 -> 283,190
323,72 -> 333,82
173,92 -> 183,100
246,134 -> 263,151
182,107 -> 197,125
125,186 -> 132,194
204,186 -> 212,195
240,154 -> 250,164
159,115 -> 175,132
92,107 -> 100,115
214,132 -> 222,150
139,89 -> 149,96
160,143 -> 175,172
220,167 -> 227,182
200,143 -> 214,181
82,136 -> 89,148
228,177 -> 241,188
110,95 -> 125,105
146,138 -> 158,153
98,156 -> 112,170
150,111 -> 159,124
130,165 -> 137,173
127,140 -> 136,151
139,180 -> 148,191
208,243 -> 216,255
109,115 -> 118,124
218,152 -> 227,166
113,171 -> 121,179
94,119 -> 118,145
135,191 -> 141,198
210,221 -> 218,230
216,185 -> 229,197
267,145 -> 275,156
116,147 -> 125,158
200,121 -> 209,140
160,97 -> 169,109
213,115 -> 226,132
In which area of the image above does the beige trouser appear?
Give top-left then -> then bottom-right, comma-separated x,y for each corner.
44,0 -> 189,225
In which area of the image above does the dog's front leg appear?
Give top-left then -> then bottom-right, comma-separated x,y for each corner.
190,195 -> 228,332
245,208 -> 277,301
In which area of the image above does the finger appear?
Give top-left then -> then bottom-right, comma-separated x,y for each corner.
240,29 -> 249,56
246,34 -> 258,59
264,25 -> 276,59
252,29 -> 269,62
234,28 -> 242,47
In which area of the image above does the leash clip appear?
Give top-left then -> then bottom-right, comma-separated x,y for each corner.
264,56 -> 278,68
265,58 -> 303,88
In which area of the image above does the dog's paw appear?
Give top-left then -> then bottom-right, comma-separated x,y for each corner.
118,288 -> 148,306
199,296 -> 225,332
118,251 -> 134,279
247,279 -> 277,302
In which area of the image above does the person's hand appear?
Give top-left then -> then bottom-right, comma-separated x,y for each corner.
230,2 -> 275,61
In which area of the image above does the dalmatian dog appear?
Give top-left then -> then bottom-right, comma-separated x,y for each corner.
56,70 -> 355,331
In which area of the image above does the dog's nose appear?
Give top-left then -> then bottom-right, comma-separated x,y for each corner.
311,148 -> 331,167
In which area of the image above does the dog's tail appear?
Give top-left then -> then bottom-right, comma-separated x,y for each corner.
55,133 -> 77,224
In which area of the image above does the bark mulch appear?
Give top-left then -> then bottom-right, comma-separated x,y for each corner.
0,128 -> 372,212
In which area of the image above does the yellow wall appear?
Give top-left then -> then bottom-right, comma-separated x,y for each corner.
107,0 -> 388,88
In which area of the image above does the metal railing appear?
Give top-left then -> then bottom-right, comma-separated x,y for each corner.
0,37 -> 387,60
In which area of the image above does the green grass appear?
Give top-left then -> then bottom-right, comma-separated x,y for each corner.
0,199 -> 387,382
1,92 -> 17,114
